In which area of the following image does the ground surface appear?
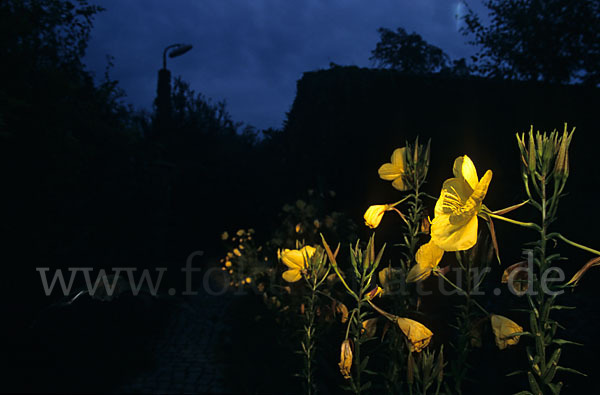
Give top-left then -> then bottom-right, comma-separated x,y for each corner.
116,291 -> 233,394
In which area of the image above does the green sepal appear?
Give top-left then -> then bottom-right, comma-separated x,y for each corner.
542,348 -> 561,384
527,371 -> 542,395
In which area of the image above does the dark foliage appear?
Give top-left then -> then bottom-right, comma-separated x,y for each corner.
461,0 -> 600,85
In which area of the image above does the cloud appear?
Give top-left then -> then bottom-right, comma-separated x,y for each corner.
85,0 -> 481,130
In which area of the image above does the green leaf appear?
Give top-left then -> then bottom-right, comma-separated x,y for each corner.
552,339 -> 583,347
556,366 -> 587,377
550,305 -> 576,311
359,355 -> 370,371
506,370 -> 525,377
360,381 -> 372,391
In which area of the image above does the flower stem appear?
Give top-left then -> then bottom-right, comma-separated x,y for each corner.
556,233 -> 600,256
483,212 -> 540,230
438,273 -> 489,316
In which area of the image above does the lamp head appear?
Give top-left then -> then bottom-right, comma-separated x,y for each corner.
168,44 -> 193,58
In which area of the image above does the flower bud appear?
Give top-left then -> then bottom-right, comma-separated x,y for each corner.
363,204 -> 390,229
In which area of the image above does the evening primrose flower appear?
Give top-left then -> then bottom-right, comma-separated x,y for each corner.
221,231 -> 229,240
431,155 -> 493,251
338,339 -> 353,379
396,317 -> 433,352
233,248 -> 242,257
491,314 -> 523,350
406,240 -> 445,282
378,147 -> 409,191
280,246 -> 316,282
364,204 -> 391,228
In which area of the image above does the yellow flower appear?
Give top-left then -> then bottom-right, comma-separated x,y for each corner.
221,231 -> 229,240
491,314 -> 523,350
362,318 -> 378,338
280,246 -> 316,282
225,260 -> 232,268
431,155 -> 493,251
313,219 -> 320,229
406,240 -> 445,282
396,317 -> 433,352
295,223 -> 303,233
338,339 -> 353,379
236,229 -> 245,236
336,302 -> 349,323
245,277 -> 252,284
378,147 -> 409,191
233,248 -> 242,257
364,204 -> 391,229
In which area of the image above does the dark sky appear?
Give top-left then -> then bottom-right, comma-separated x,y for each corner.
84,0 -> 486,131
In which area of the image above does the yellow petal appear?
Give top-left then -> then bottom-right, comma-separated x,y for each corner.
378,163 -> 403,181
396,317 -> 433,352
407,241 -> 444,282
300,245 -> 317,260
281,249 -> 305,269
406,261 -> 432,283
392,176 -> 408,191
431,214 -> 478,251
391,147 -> 407,168
336,303 -> 349,323
364,205 -> 388,228
453,155 -> 479,190
462,170 -> 493,214
362,318 -> 378,338
416,240 -> 445,268
491,314 -> 523,350
501,261 -> 529,295
282,269 -> 302,283
338,340 -> 353,379
434,178 -> 473,217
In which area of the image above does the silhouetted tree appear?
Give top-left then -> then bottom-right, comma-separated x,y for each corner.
370,27 -> 450,74
461,0 -> 600,85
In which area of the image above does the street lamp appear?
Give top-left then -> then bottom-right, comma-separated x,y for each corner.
155,43 -> 193,134
163,43 -> 193,69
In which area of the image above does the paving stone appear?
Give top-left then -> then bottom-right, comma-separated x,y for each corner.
114,288 -> 233,394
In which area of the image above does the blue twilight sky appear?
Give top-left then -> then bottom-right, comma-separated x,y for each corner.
84,0 -> 487,131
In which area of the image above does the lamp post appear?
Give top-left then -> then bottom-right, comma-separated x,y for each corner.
155,43 -> 193,134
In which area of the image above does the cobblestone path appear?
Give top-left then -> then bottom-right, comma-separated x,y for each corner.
117,290 -> 233,394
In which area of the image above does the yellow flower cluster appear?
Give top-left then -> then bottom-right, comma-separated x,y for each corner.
219,228 -> 259,287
